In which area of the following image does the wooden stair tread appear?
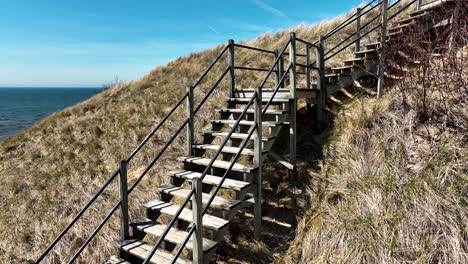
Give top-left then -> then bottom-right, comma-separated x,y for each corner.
228,98 -> 289,103
159,185 -> 241,210
212,119 -> 280,127
104,256 -> 131,264
234,88 -> 290,92
131,220 -> 218,252
203,131 -> 274,141
168,170 -> 250,191
217,108 -> 287,115
178,156 -> 256,173
193,143 -> 267,156
355,49 -> 377,54
144,200 -> 229,231
116,239 -> 192,264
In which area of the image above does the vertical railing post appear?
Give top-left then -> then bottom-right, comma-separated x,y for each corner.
288,32 -> 297,182
228,39 -> 235,98
274,49 -> 280,87
253,85 -> 263,240
191,178 -> 203,264
279,50 -> 285,88
377,0 -> 388,97
119,161 -> 129,241
306,44 -> 311,90
355,7 -> 362,53
416,0 -> 422,11
187,86 -> 194,156
316,35 -> 326,130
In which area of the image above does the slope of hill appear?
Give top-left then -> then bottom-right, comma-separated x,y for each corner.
0,15 -> 356,263
282,46 -> 467,263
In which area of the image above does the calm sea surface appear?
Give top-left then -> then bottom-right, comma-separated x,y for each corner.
0,87 -> 102,140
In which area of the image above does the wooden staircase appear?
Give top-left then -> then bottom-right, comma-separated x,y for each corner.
33,1 -> 463,264
105,1 -> 460,264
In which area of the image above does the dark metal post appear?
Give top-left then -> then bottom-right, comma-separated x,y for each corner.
316,35 -> 326,130
355,7 -> 362,53
279,50 -> 285,88
228,39 -> 235,98
306,44 -> 311,90
274,49 -> 280,87
191,178 -> 203,264
253,84 -> 263,240
187,86 -> 194,156
288,32 -> 297,181
377,0 -> 388,97
119,161 -> 129,241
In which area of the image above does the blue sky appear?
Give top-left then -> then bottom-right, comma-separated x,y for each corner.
0,0 -> 362,87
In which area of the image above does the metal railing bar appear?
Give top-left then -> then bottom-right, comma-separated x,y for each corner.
234,66 -> 278,73
296,37 -> 317,48
128,119 -> 189,194
173,63 -> 291,264
283,52 -> 306,57
322,0 -> 380,41
127,93 -> 188,162
263,64 -> 292,113
142,187 -> 194,264
324,0 -> 405,59
192,45 -> 229,89
234,43 -> 276,54
324,0 -> 381,40
143,95 -> 256,264
67,201 -> 121,264
193,66 -> 230,115
37,44 -> 231,263
258,39 -> 291,89
35,169 -> 119,263
296,62 -> 319,70
324,0 -> 414,62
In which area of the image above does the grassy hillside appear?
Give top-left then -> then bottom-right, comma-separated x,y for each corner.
282,46 -> 468,263
0,13 -> 362,263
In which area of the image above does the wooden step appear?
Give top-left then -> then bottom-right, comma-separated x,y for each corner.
216,108 -> 287,115
144,199 -> 229,231
344,57 -> 365,65
355,49 -> 377,55
178,156 -> 256,173
227,98 -> 289,104
397,12 -> 430,25
193,143 -> 267,156
234,88 -> 290,92
202,131 -> 274,142
168,170 -> 250,192
131,220 -> 218,253
116,239 -> 192,264
159,185 -> 241,211
104,256 -> 131,264
211,119 -> 280,127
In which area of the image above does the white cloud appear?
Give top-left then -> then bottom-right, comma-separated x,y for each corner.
251,0 -> 289,19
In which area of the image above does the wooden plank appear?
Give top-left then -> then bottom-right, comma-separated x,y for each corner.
144,200 -> 229,231
193,144 -> 260,156
211,119 -> 280,127
178,156 -> 256,173
131,220 -> 218,252
158,185 -> 241,210
191,178 -> 203,264
105,256 -> 131,264
168,170 -> 250,191
117,239 -> 192,264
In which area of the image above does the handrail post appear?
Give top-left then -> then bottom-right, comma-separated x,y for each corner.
187,86 -> 194,156
377,0 -> 388,97
191,178 -> 203,264
355,7 -> 362,53
416,0 -> 422,11
274,49 -> 280,87
306,44 -> 311,90
228,39 -> 235,98
253,85 -> 263,240
316,35 -> 326,130
119,161 -> 129,241
279,51 -> 285,88
288,32 -> 297,182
